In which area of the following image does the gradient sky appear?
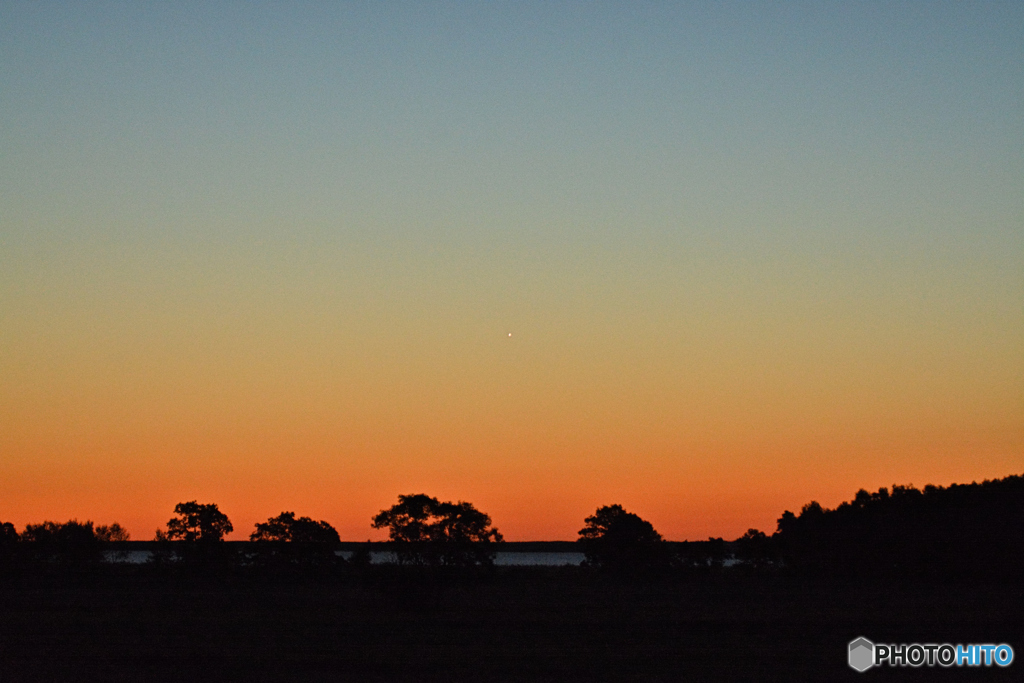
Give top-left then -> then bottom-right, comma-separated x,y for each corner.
1,1 -> 1021,541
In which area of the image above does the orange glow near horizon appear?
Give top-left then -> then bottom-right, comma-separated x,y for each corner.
2,382 -> 1019,541
1,243 -> 1021,540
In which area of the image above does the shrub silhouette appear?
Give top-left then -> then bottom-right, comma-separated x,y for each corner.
578,504 -> 671,574
349,541 -> 373,570
372,494 -> 503,567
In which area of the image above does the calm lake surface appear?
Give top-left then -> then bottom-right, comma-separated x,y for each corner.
104,550 -> 587,566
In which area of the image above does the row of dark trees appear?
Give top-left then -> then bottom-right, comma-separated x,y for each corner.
597,473 -> 1024,580
0,519 -> 130,571
772,474 -> 1024,579
2,474 -> 1022,580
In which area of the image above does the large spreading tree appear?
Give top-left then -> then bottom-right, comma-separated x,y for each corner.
371,494 -> 503,567
164,501 -> 233,542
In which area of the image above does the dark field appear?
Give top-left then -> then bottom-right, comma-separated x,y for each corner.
1,573 -> 1020,682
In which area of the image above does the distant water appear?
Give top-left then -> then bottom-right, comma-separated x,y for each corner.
339,550 -> 398,564
104,550 -> 151,564
103,550 -> 587,566
104,550 -> 745,567
494,552 -> 585,566
338,550 -> 586,566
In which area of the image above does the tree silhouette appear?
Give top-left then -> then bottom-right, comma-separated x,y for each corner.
731,529 -> 774,572
578,504 -> 671,574
773,475 -> 1024,579
95,523 -> 130,542
249,511 -> 341,572
0,522 -> 18,577
20,520 -> 104,568
372,494 -> 503,567
251,512 -> 339,543
21,520 -> 95,544
165,501 -> 233,542
0,521 -> 17,545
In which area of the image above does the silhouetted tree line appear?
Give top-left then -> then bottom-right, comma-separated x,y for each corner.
0,519 -> 129,579
772,475 -> 1024,580
2,474 -> 1022,582
583,474 -> 1024,580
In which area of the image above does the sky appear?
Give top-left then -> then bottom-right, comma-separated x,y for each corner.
1,1 -> 1021,541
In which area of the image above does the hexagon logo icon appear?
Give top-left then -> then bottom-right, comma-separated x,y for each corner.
848,637 -> 874,672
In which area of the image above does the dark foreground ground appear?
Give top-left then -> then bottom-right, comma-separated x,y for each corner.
0,571 -> 1020,682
